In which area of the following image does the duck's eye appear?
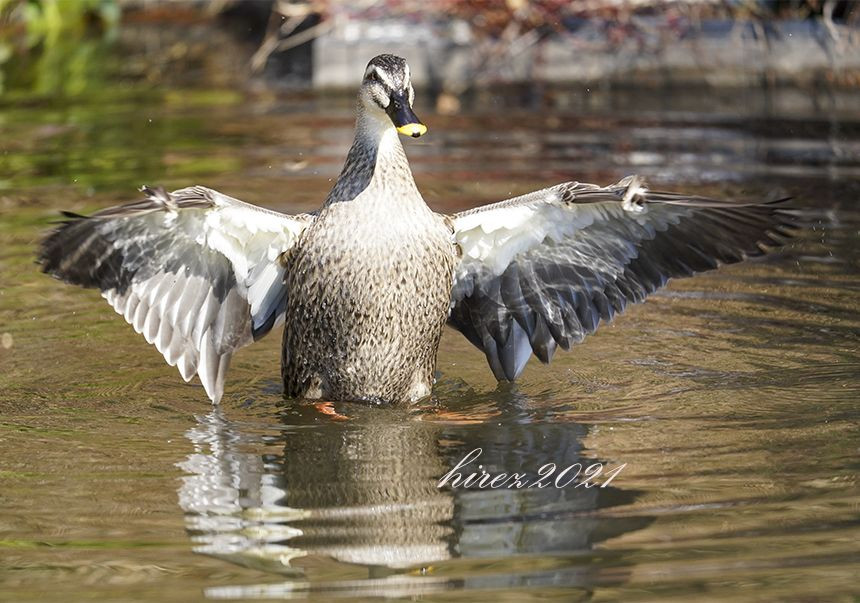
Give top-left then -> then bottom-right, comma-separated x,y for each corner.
367,71 -> 379,83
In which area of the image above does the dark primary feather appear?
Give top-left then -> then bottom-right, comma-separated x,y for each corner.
448,178 -> 797,381
40,188 -> 221,295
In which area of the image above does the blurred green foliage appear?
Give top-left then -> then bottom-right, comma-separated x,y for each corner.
0,0 -> 119,95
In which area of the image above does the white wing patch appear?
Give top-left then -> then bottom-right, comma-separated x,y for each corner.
453,196 -> 602,296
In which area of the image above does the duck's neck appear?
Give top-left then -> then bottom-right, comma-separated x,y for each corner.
324,110 -> 420,207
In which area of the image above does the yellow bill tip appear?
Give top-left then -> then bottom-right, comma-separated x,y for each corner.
396,123 -> 427,138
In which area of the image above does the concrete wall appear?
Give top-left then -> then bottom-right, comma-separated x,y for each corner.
313,17 -> 860,90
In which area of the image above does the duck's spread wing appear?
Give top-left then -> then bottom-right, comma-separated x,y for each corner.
447,176 -> 796,381
39,185 -> 312,402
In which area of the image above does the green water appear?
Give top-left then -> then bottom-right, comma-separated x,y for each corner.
1,52 -> 859,601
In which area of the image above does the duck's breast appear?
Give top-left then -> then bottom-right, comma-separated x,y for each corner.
282,203 -> 455,400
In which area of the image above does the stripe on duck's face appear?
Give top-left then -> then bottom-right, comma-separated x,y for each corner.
362,55 -> 414,110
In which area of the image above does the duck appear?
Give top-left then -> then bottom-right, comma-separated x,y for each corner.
39,54 -> 795,404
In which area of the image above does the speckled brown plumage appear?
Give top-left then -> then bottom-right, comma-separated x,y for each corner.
282,95 -> 456,402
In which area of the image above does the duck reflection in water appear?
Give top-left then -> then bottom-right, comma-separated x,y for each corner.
178,388 -> 651,596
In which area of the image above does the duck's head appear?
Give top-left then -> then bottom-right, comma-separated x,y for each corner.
359,54 -> 427,138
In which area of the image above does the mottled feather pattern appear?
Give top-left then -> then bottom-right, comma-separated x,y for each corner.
282,124 -> 456,403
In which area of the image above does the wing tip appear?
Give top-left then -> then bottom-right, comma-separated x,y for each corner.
38,212 -> 97,283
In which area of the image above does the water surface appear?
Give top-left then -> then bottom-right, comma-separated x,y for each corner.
1,73 -> 858,601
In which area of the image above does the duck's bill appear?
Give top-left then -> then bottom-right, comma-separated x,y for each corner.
396,122 -> 427,138
388,96 -> 427,138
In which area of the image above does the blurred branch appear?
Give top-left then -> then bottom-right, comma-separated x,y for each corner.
249,0 -> 330,74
